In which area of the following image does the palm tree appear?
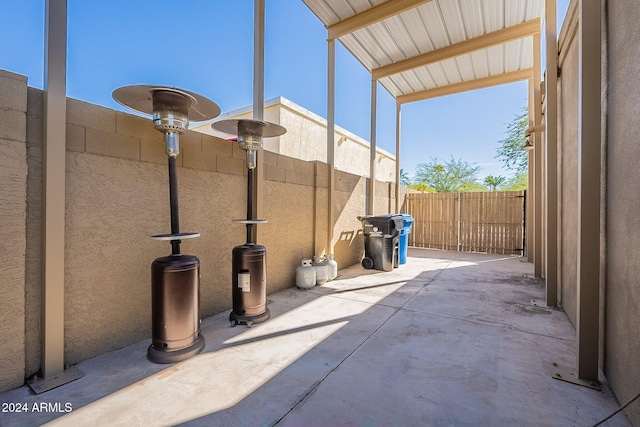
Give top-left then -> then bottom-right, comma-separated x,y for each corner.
484,175 -> 506,191
399,168 -> 411,187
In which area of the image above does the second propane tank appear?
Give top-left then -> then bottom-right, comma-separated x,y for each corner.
296,259 -> 316,289
313,255 -> 328,286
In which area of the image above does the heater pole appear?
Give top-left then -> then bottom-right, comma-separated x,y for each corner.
247,167 -> 254,244
168,155 -> 181,254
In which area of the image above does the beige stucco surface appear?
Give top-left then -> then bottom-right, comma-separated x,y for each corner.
332,171 -> 367,268
604,1 -> 640,423
0,70 -> 27,391
0,77 -> 397,392
554,2 -> 640,424
261,179 -> 316,292
558,21 -> 579,326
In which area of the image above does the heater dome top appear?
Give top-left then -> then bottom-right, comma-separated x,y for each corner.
112,85 -> 221,122
212,119 -> 286,139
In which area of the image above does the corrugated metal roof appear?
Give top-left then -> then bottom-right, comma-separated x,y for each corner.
302,0 -> 543,103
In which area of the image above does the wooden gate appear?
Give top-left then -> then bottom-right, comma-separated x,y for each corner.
405,191 -> 525,255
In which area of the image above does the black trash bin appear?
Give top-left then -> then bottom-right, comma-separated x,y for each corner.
358,214 -> 404,271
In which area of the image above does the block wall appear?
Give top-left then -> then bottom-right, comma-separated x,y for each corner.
0,70 -> 28,391
0,75 -> 395,392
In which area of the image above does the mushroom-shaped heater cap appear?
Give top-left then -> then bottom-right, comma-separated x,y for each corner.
212,119 -> 286,139
112,85 -> 221,122
213,120 -> 286,169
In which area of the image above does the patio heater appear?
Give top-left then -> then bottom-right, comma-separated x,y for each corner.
112,85 -> 220,363
212,119 -> 286,327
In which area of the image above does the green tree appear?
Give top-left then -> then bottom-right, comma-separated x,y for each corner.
496,106 -> 529,174
408,182 -> 435,192
484,175 -> 506,191
459,181 -> 488,192
414,157 -> 481,193
502,173 -> 528,191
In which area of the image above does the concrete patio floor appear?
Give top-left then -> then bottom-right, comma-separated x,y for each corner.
0,248 -> 631,426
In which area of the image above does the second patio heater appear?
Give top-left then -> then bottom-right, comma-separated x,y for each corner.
212,119 -> 286,327
113,85 -> 220,363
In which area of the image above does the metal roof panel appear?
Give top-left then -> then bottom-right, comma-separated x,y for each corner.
303,0 -> 542,102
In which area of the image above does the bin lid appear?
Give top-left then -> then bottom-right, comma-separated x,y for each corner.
399,214 -> 414,224
359,214 -> 404,229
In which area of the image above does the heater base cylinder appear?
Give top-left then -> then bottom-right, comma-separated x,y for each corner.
147,335 -> 205,364
230,244 -> 270,326
148,254 -> 204,364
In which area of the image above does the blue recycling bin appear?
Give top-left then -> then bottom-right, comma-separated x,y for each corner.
398,214 -> 414,265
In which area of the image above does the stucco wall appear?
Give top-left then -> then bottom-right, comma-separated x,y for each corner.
556,2 -> 640,424
558,7 -> 579,326
604,1 -> 640,423
332,171 -> 368,268
0,70 -> 27,391
1,76 -> 392,392
194,97 -> 398,183
277,103 -> 397,182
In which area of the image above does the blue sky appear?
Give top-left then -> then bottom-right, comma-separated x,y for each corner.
1,0 -> 569,181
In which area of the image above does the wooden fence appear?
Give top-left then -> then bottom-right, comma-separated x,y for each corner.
405,191 -> 526,255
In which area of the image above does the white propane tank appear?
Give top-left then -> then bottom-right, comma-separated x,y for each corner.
326,254 -> 338,281
296,259 -> 316,289
313,255 -> 328,286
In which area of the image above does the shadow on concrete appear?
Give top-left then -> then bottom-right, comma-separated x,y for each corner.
0,248 -> 630,427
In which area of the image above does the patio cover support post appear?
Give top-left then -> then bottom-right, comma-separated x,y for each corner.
253,0 -> 264,120
533,33 -> 544,279
29,0 -> 83,393
545,0 -> 559,306
42,0 -> 67,381
252,0 -> 265,244
576,0 -> 602,384
327,38 -> 336,253
527,79 -> 535,263
395,104 -> 401,213
368,79 -> 377,215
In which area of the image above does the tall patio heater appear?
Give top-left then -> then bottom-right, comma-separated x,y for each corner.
113,85 -> 220,363
212,119 -> 286,327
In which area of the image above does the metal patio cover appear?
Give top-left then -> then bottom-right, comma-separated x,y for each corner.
302,0 -> 544,104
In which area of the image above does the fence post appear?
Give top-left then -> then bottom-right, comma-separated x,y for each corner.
456,192 -> 461,252
522,190 -> 527,257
